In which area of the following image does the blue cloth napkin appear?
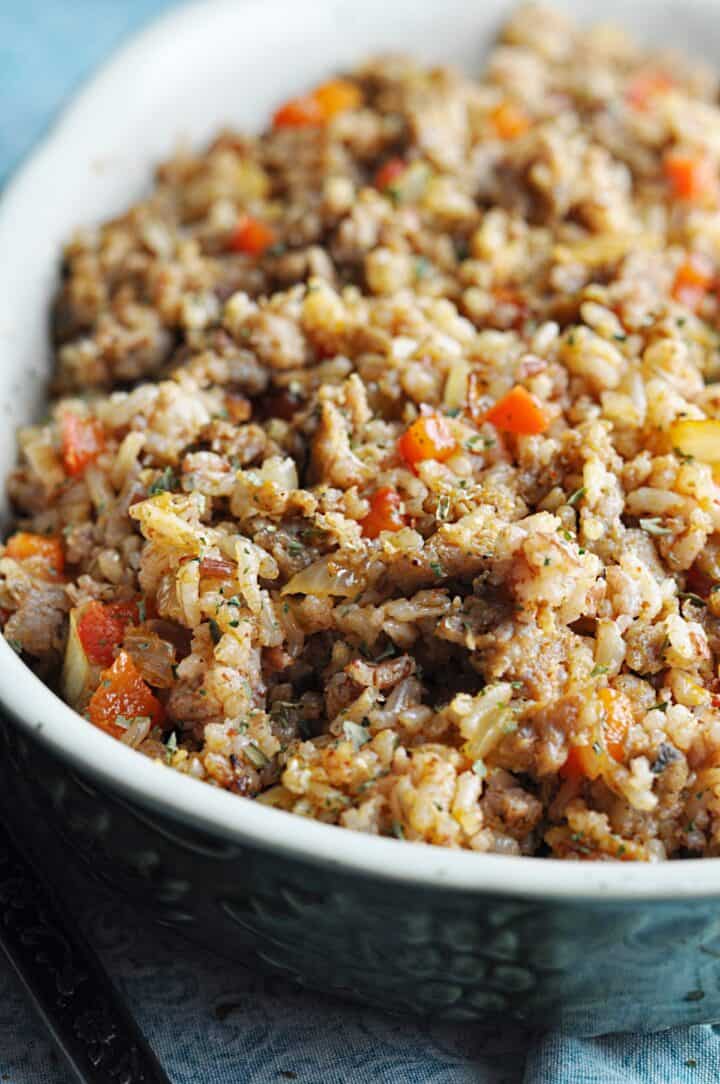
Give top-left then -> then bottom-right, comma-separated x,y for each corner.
1,3 -> 720,1081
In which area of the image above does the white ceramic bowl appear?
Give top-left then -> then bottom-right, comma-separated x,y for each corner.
3,0 -> 720,1033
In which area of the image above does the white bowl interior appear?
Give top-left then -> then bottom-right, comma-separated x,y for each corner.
2,0 -> 720,897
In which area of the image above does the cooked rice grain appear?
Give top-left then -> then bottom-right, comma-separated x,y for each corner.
6,5 -> 720,860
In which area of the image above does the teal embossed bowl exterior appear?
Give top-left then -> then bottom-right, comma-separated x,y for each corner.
3,0 -> 720,1037
2,714 -> 720,1036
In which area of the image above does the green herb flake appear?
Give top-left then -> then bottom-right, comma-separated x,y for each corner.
209,619 -> 222,645
679,592 -> 706,607
414,256 -> 431,280
148,466 -> 177,496
590,664 -> 609,677
567,486 -> 586,507
429,561 -> 445,577
472,759 -> 487,779
436,495 -> 451,521
391,820 -> 405,839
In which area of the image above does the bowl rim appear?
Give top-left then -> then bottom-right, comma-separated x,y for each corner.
2,0 -> 720,902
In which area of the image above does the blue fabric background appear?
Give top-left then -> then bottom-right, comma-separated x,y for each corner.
1,2 -> 720,1081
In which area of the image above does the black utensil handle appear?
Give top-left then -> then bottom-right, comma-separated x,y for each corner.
0,817 -> 172,1084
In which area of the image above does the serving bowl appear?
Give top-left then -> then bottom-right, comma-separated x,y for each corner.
2,0 -> 720,1036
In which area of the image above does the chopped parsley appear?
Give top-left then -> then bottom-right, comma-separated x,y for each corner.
678,592 -> 706,607
148,466 -> 177,496
567,486 -> 586,507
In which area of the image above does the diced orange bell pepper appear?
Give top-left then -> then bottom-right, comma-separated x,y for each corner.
398,414 -> 456,468
374,157 -> 407,191
559,688 -> 630,780
664,150 -> 717,203
273,78 -> 361,128
5,532 -> 64,579
489,101 -> 531,140
88,650 -> 164,738
625,71 -> 674,110
672,254 -> 714,309
483,385 -> 549,435
600,688 -> 632,763
312,79 -> 362,120
273,95 -> 323,128
229,215 -> 276,256
61,413 -> 105,477
361,487 -> 406,538
559,744 -> 601,781
77,600 -> 140,667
